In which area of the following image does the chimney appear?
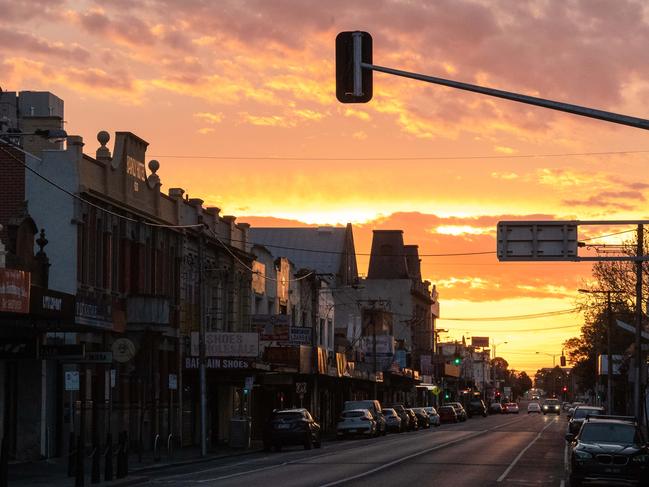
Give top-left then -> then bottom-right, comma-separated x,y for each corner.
168,188 -> 185,199
367,230 -> 408,279
404,245 -> 421,280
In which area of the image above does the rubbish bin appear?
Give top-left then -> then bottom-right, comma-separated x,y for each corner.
229,416 -> 251,448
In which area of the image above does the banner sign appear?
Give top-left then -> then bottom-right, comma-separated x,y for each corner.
184,357 -> 253,370
0,268 -> 30,314
289,326 -> 311,345
253,314 -> 290,341
30,286 -> 75,320
191,332 -> 259,357
41,344 -> 85,360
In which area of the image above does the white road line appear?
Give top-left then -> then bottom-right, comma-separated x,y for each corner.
496,418 -> 557,482
318,416 -> 529,487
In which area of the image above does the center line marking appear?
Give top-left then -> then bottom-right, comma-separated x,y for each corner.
497,418 -> 557,482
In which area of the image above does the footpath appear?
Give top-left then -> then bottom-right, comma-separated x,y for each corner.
8,442 -> 264,487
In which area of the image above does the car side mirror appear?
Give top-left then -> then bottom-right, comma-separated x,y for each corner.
565,433 -> 575,442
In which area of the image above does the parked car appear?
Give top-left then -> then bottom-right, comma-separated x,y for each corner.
488,403 -> 504,415
263,408 -> 321,451
405,408 -> 419,429
423,406 -> 441,427
568,406 -> 605,435
542,398 -> 561,415
445,402 -> 468,421
527,402 -> 542,414
566,415 -> 649,486
411,408 -> 430,429
466,398 -> 487,418
336,409 -> 377,439
438,405 -> 458,423
504,403 -> 520,414
343,400 -> 387,436
382,408 -> 403,433
385,404 -> 411,431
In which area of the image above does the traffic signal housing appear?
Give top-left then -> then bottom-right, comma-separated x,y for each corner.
336,31 -> 373,103
453,356 -> 462,366
560,355 -> 566,367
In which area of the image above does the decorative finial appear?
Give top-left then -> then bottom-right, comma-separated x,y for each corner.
96,131 -> 111,160
147,159 -> 161,188
36,228 -> 48,255
148,159 -> 160,174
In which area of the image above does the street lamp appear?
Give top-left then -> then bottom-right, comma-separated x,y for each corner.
578,288 -> 624,413
492,341 -> 508,360
535,351 -> 561,367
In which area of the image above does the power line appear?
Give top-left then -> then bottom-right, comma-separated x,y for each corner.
0,142 -> 205,230
148,149 -> 649,161
439,308 -> 579,321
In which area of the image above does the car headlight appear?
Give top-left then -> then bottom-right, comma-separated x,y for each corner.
575,450 -> 593,460
632,454 -> 649,463
543,406 -> 548,409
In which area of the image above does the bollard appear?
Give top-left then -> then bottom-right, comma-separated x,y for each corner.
75,435 -> 85,487
104,433 -> 113,482
67,432 -> 76,477
91,443 -> 100,484
1,436 -> 8,487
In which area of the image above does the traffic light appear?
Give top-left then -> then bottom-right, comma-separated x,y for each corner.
562,386 -> 567,393
336,31 -> 373,103
453,356 -> 462,366
560,355 -> 566,367
444,391 -> 450,400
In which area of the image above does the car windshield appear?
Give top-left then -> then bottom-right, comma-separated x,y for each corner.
543,400 -> 559,405
580,423 -> 639,444
440,406 -> 454,412
573,408 -> 602,419
382,409 -> 396,416
274,412 -> 303,421
424,407 -> 436,414
342,411 -> 366,418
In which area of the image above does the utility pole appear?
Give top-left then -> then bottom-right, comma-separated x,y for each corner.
607,292 -> 614,414
198,234 -> 207,457
635,224 -> 643,421
372,314 -> 378,398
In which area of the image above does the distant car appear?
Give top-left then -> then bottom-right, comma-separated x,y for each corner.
527,402 -> 542,414
336,409 -> 377,439
423,406 -> 441,427
382,408 -> 403,433
438,405 -> 458,423
343,400 -> 387,436
542,398 -> 561,415
466,398 -> 488,418
405,408 -> 419,429
504,403 -> 520,414
411,408 -> 431,429
489,403 -> 504,415
385,404 -> 411,431
263,408 -> 321,451
568,406 -> 605,435
566,416 -> 649,486
445,402 -> 468,421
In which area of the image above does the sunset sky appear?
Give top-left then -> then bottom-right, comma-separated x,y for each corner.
4,0 -> 649,373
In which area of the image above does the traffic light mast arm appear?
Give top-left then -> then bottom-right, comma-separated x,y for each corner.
360,62 -> 649,131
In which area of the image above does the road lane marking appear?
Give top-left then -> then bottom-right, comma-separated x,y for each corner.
496,417 -> 557,482
318,416 -> 529,487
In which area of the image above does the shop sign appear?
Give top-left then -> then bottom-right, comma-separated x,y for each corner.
168,373 -> 178,390
183,357 -> 253,369
190,332 -> 259,357
112,338 -> 137,363
471,336 -> 490,348
41,344 -> 85,360
75,291 -> 113,329
289,326 -> 311,345
0,339 -> 36,359
80,351 -> 113,363
30,286 -> 75,320
359,335 -> 394,355
65,371 -> 80,391
264,346 -> 300,368
0,268 -> 30,314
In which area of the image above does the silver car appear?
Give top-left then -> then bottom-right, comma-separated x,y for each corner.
336,409 -> 377,438
423,406 -> 441,427
382,408 -> 403,432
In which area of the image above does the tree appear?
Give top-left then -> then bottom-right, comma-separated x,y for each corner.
534,366 -> 568,397
516,371 -> 533,396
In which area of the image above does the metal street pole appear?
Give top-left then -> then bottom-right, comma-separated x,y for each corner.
607,292 -> 614,414
198,234 -> 207,456
635,224 -> 643,421
372,315 -> 378,399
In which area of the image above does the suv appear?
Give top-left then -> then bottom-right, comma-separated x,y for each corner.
542,398 -> 561,415
343,400 -> 387,436
466,398 -> 487,418
445,402 -> 468,421
263,408 -> 321,451
566,416 -> 649,486
568,406 -> 605,435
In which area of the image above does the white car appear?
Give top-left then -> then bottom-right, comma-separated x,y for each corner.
336,409 -> 377,438
527,402 -> 541,414
423,406 -> 441,427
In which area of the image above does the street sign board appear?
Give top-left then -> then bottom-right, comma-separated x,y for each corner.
65,371 -> 80,391
168,373 -> 178,390
80,351 -> 113,363
497,221 -> 578,261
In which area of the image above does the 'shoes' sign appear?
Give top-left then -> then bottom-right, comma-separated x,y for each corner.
190,332 -> 259,357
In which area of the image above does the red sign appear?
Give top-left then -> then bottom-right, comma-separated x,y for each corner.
0,269 -> 30,314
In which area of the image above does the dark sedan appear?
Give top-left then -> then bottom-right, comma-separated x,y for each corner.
263,408 -> 322,451
566,416 -> 649,486
405,408 -> 419,430
568,406 -> 605,435
438,405 -> 458,424
445,402 -> 467,421
410,408 -> 430,429
488,403 -> 504,415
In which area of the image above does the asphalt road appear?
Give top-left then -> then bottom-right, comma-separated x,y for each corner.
145,410 -> 568,487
